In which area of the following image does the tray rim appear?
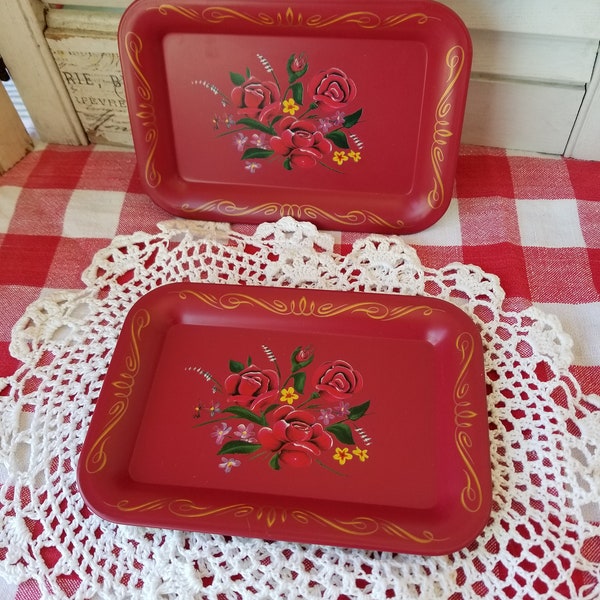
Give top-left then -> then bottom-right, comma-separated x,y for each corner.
118,0 -> 472,234
77,283 -> 492,554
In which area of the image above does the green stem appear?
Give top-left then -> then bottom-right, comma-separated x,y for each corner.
297,102 -> 318,119
315,458 -> 346,477
192,415 -> 234,428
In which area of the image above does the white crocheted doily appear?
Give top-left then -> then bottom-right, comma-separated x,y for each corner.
0,217 -> 599,599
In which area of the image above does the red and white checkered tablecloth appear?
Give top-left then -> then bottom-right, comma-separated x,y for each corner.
2,144 -> 599,392
0,142 -> 599,598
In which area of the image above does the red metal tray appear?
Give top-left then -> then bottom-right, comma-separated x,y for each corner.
78,284 -> 491,554
118,0 -> 472,233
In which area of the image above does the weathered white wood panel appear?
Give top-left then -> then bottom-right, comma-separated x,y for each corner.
470,30 -> 598,85
566,51 -> 600,161
45,31 -> 132,146
439,0 -> 600,157
0,84 -> 33,174
462,78 -> 586,155
440,0 -> 600,38
0,0 -> 87,145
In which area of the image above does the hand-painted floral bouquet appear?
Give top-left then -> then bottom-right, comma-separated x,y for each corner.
190,344 -> 372,473
198,53 -> 365,173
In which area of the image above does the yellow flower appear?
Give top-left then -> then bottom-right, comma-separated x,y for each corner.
333,447 -> 353,465
282,98 -> 299,116
280,386 -> 299,405
333,151 -> 348,166
348,150 -> 362,162
352,447 -> 369,462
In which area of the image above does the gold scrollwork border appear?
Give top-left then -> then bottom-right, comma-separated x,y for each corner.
127,5 -> 467,227
124,32 -> 161,189
174,290 -> 441,321
84,309 -> 151,474
428,45 -> 466,210
154,5 -> 437,29
181,200 -> 404,230
453,332 -> 483,513
112,498 -> 447,545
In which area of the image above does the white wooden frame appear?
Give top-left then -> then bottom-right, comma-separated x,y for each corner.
0,0 -> 87,145
0,83 -> 33,173
565,44 -> 600,160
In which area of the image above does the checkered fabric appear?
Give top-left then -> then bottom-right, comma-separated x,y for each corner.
0,143 -> 599,598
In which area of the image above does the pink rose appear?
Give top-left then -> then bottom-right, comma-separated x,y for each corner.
313,360 -> 363,402
231,76 -> 281,122
270,116 -> 333,169
257,405 -> 333,467
224,365 -> 279,411
309,68 -> 357,111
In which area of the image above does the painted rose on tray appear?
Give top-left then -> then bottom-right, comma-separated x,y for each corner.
309,67 -> 357,111
314,359 -> 364,402
270,116 -> 333,169
223,363 -> 279,411
230,76 -> 281,122
188,345 -> 372,474
257,405 -> 333,468
197,53 -> 364,172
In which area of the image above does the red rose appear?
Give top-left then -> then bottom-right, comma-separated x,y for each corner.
292,344 -> 314,368
231,76 -> 281,122
309,68 -> 357,111
289,53 -> 307,73
270,116 -> 333,169
313,360 -> 363,402
224,365 -> 279,411
257,405 -> 333,467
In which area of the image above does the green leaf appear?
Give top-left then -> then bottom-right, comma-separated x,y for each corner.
343,108 -> 363,128
230,360 -> 245,373
230,72 -> 246,86
246,67 -> 251,79
269,453 -> 281,470
291,82 -> 303,105
348,400 -> 370,421
218,440 -> 262,455
247,356 -> 252,366
283,158 -> 292,170
326,423 -> 355,445
293,371 -> 306,394
325,130 -> 350,149
241,148 -> 275,160
236,117 -> 275,135
223,406 -> 266,426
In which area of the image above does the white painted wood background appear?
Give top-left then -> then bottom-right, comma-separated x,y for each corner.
0,0 -> 599,164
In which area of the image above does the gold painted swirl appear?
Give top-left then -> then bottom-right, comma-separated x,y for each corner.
428,45 -> 466,209
124,33 -> 161,189
453,331 -> 483,513
181,200 -> 404,230
112,499 -> 445,544
174,291 -> 441,321
154,5 -> 436,29
85,309 -> 151,474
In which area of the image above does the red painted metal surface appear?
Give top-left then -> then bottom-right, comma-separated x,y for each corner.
78,283 -> 491,554
119,0 -> 472,233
